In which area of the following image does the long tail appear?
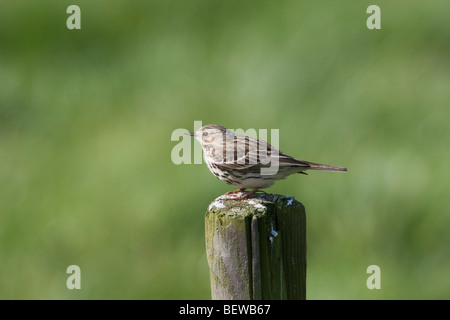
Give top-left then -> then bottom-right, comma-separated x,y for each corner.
307,161 -> 347,172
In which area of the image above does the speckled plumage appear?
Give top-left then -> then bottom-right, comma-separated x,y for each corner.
188,124 -> 347,199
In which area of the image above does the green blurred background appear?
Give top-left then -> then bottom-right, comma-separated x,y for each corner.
1,0 -> 449,299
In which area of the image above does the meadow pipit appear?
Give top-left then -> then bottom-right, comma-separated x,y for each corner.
187,124 -> 347,199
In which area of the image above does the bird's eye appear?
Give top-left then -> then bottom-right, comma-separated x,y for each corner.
203,132 -> 209,137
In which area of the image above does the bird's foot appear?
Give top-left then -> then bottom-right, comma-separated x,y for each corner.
228,189 -> 258,201
224,188 -> 246,195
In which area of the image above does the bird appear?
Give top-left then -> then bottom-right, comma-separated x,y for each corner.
186,124 -> 347,200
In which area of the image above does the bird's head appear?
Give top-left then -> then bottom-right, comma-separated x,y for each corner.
186,124 -> 231,146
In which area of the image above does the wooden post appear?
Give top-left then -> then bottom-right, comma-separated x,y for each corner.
205,193 -> 306,300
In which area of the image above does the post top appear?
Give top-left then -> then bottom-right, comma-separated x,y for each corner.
207,192 -> 303,218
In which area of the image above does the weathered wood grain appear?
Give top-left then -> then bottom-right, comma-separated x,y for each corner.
205,193 -> 306,300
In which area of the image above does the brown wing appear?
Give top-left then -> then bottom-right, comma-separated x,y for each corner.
217,134 -> 312,171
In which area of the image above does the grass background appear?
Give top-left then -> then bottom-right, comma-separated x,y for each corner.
0,0 -> 449,299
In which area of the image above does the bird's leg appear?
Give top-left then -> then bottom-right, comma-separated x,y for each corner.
224,188 -> 246,195
229,189 -> 259,201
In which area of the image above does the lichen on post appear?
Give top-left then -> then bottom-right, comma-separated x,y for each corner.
205,192 -> 306,300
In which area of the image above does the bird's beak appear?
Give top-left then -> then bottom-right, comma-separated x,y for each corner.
185,131 -> 195,136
